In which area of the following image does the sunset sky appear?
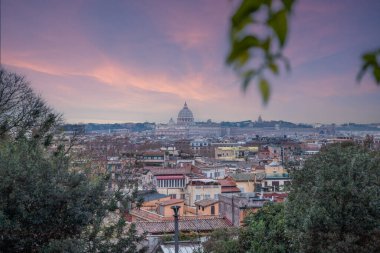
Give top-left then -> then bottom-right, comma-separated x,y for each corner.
1,0 -> 380,124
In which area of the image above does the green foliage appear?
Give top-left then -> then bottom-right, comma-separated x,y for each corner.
0,69 -> 145,252
228,1 -> 380,103
0,68 -> 62,143
227,0 -> 296,104
0,139 -> 101,251
202,228 -> 241,253
0,138 -> 145,252
357,48 -> 380,84
240,203 -> 290,253
286,143 -> 380,253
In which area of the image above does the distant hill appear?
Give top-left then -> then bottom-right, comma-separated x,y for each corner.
220,120 -> 313,128
63,122 -> 155,133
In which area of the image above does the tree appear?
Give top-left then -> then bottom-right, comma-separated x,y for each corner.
240,203 -> 290,253
0,138 -> 144,252
286,143 -> 380,253
227,0 -> 380,104
0,68 -> 61,143
0,69 -> 145,252
202,228 -> 241,253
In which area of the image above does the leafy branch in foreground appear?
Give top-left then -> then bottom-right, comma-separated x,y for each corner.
227,1 -> 380,104
357,48 -> 380,84
227,0 -> 296,104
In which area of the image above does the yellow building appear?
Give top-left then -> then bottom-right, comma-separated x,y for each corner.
158,199 -> 185,217
230,173 -> 256,193
185,179 -> 221,207
262,160 -> 290,192
215,146 -> 258,161
195,199 -> 219,216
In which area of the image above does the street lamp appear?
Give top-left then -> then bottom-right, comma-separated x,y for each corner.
171,205 -> 181,253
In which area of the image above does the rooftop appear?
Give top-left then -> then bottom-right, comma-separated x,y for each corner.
230,173 -> 256,181
159,199 -> 184,206
136,218 -> 232,234
194,199 -> 219,207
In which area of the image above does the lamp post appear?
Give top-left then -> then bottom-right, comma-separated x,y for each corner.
171,205 -> 181,253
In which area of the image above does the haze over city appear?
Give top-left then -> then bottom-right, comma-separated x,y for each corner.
1,0 -> 380,124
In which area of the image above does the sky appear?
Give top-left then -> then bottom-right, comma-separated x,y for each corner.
1,0 -> 380,124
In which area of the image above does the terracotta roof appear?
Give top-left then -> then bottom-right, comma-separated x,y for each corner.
218,179 -> 237,187
136,218 -> 232,234
194,199 -> 219,207
221,187 -> 241,193
159,199 -> 184,206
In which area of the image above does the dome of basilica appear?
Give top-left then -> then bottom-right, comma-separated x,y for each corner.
177,102 -> 194,125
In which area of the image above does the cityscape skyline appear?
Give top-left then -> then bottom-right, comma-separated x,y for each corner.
2,0 -> 380,124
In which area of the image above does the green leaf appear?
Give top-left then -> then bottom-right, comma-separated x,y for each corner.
357,62 -> 370,82
227,35 -> 260,65
357,49 -> 380,84
268,10 -> 288,48
282,0 -> 296,12
269,63 -> 279,75
232,0 -> 261,30
241,70 -> 256,91
261,37 -> 272,54
373,66 -> 380,84
259,78 -> 271,104
363,53 -> 376,64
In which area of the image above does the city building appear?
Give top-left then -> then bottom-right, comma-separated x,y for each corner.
155,102 -> 222,138
219,192 -> 269,227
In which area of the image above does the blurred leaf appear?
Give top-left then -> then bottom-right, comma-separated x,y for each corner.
282,0 -> 296,12
363,52 -> 376,63
227,35 -> 260,65
232,0 -> 261,31
261,37 -> 272,54
259,78 -> 271,104
242,70 -> 256,91
373,66 -> 380,83
268,10 -> 288,48
357,49 -> 380,85
269,63 -> 279,75
356,63 -> 370,82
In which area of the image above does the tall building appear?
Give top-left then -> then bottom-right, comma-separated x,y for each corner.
155,102 -> 221,138
177,102 -> 194,126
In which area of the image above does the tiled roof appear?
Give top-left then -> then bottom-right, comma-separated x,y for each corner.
194,199 -> 219,207
230,173 -> 256,181
159,199 -> 184,206
221,187 -> 241,193
136,218 -> 232,234
218,179 -> 236,187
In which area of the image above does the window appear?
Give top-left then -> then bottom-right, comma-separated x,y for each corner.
170,194 -> 176,199
205,194 -> 210,199
214,194 -> 219,199
202,207 -> 205,211
196,195 -> 201,201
